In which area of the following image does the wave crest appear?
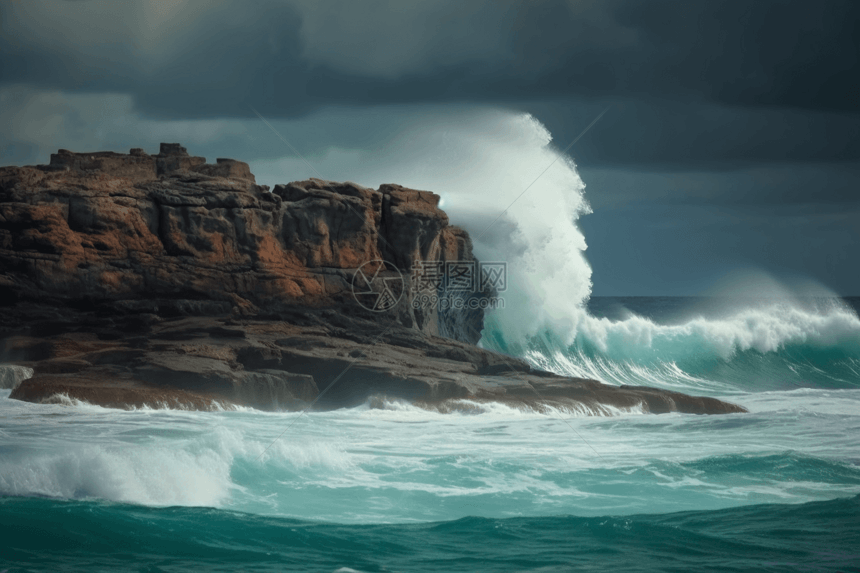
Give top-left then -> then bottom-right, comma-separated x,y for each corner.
484,298 -> 860,392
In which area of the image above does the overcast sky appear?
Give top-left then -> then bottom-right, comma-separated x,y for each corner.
2,0 -> 858,296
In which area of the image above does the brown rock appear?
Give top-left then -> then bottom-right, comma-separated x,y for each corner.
0,145 -> 480,338
6,313 -> 747,415
0,144 -> 748,416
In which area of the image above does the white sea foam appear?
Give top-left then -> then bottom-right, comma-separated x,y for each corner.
415,112 -> 594,342
359,396 -> 646,419
577,301 -> 860,359
0,364 -> 33,389
3,387 -> 860,522
513,300 -> 860,392
30,392 -> 127,414
0,441 -> 235,506
34,391 -> 247,413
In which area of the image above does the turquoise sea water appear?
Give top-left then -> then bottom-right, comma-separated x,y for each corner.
3,495 -> 859,572
2,297 -> 860,572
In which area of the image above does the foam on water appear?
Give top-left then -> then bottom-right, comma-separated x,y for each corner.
362,396 -> 647,419
0,441 -> 235,506
3,387 -> 859,523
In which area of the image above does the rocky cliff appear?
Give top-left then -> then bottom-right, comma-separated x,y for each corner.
0,144 -> 746,415
0,143 -> 483,341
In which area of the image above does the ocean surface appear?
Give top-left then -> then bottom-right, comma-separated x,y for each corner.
2,296 -> 860,572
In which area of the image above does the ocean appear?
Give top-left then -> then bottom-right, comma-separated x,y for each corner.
2,296 -> 860,572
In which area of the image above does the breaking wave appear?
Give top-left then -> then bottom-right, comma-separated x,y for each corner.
483,297 -> 860,393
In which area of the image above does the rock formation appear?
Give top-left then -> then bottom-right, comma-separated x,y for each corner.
0,144 -> 746,415
0,143 -> 481,338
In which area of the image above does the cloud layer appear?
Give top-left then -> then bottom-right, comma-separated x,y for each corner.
2,0 -> 857,169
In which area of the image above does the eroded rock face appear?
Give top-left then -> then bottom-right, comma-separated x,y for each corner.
0,143 -> 486,341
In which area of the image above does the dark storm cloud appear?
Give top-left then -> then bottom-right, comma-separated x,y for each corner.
580,201 -> 860,296
521,100 -> 860,170
0,1 -> 313,116
578,164 -> 860,212
0,0 -> 857,169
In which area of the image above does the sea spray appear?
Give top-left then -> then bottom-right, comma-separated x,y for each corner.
358,110 -> 860,392
0,364 -> 33,390
362,110 -> 860,391
255,108 -> 597,341
252,107 -> 860,391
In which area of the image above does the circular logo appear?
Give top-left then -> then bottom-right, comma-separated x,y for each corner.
351,260 -> 405,312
